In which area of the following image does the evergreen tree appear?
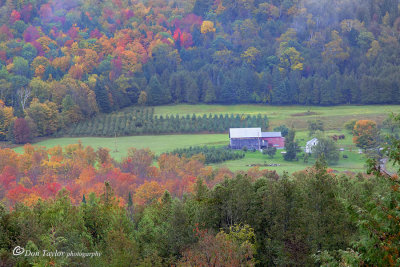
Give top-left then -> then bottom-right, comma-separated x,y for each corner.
302,158 -> 353,257
202,79 -> 216,103
272,68 -> 289,104
128,192 -> 133,207
94,78 -> 112,113
185,76 -> 200,104
219,78 -> 237,103
147,75 -> 171,105
284,129 -> 300,161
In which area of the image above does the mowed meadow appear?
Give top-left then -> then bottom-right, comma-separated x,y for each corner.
12,104 -> 397,174
13,134 -> 228,161
153,104 -> 400,129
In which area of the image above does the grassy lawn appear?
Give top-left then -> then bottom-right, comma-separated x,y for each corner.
149,104 -> 400,130
13,134 -> 229,161
211,149 -> 367,175
296,130 -> 356,148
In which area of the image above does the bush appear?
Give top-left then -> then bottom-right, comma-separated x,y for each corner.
273,125 -> 289,137
166,146 -> 245,164
344,120 -> 357,133
263,146 -> 277,158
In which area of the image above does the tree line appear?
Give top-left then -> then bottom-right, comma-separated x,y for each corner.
165,145 -> 245,164
57,109 -> 269,137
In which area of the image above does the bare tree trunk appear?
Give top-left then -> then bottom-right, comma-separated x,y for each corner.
17,87 -> 31,111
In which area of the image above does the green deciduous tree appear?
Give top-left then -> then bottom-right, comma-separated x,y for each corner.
274,125 -> 289,137
12,57 -> 30,77
313,136 -> 339,164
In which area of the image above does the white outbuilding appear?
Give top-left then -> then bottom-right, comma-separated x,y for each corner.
305,138 -> 318,154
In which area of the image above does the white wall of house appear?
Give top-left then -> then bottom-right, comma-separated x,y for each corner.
305,138 -> 318,153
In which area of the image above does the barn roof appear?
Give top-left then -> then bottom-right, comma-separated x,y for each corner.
261,132 -> 282,138
306,138 -> 318,145
229,128 -> 261,138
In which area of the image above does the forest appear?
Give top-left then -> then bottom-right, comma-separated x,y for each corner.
0,115 -> 399,266
1,0 -> 400,141
1,0 -> 400,265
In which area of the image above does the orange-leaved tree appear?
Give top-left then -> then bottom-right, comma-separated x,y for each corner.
352,120 -> 379,150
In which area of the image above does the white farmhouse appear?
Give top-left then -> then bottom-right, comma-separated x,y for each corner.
305,138 -> 318,154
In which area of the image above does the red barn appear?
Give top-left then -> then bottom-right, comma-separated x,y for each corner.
261,132 -> 285,149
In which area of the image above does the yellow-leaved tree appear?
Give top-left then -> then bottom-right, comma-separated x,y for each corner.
0,100 -> 15,140
25,98 -> 59,136
277,28 -> 304,72
201,21 -> 216,34
241,47 -> 260,67
322,30 -> 350,63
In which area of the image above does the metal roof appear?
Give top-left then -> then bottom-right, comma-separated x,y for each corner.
306,138 -> 318,145
261,132 -> 282,138
229,128 -> 261,138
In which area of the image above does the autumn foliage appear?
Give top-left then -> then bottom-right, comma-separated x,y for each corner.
352,120 -> 379,149
13,118 -> 31,144
0,0 -> 399,143
179,225 -> 256,266
0,144 -> 277,208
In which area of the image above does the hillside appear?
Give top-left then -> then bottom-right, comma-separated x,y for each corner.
2,1 -> 400,266
0,0 -> 400,142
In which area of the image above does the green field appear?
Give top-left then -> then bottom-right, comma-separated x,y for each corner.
211,150 -> 366,175
151,104 -> 400,129
13,134 -> 229,161
14,104 -> 398,174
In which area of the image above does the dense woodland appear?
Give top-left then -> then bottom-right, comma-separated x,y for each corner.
0,116 -> 399,266
1,0 -> 400,141
1,0 -> 400,265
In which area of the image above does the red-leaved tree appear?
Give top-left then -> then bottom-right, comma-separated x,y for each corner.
13,118 -> 31,144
